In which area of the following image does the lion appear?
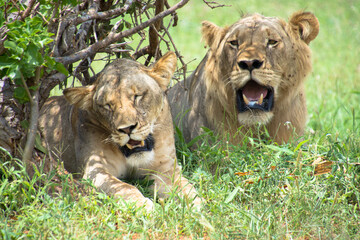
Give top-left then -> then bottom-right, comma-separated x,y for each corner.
38,52 -> 201,210
167,11 -> 319,145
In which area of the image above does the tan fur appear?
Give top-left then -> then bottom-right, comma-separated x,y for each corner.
168,12 -> 319,145
39,52 -> 201,210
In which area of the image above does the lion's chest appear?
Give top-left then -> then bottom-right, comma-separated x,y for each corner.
100,147 -> 153,179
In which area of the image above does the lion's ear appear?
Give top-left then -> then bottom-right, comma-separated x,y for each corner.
201,21 -> 227,50
147,51 -> 177,91
63,85 -> 95,110
289,11 -> 319,44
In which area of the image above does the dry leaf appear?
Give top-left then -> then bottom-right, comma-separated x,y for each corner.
312,159 -> 333,176
235,171 -> 253,176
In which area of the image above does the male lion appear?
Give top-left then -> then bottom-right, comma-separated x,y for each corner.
39,52 -> 201,210
167,11 -> 319,145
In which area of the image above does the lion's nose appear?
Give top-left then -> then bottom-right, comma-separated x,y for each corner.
117,123 -> 137,134
238,59 -> 263,72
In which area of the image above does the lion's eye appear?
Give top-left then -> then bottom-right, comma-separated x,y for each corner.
103,104 -> 111,111
267,39 -> 278,47
134,95 -> 142,105
229,40 -> 238,47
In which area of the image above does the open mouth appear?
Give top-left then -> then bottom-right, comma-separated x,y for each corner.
236,80 -> 274,112
119,134 -> 155,157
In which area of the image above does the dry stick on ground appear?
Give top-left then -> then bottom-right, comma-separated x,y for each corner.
54,0 -> 190,66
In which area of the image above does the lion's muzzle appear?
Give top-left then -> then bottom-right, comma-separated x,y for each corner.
119,134 -> 155,157
236,80 -> 274,113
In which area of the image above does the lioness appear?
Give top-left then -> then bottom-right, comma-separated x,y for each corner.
168,11 -> 319,144
39,52 -> 201,210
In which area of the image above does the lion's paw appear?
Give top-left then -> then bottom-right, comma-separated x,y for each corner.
136,197 -> 154,212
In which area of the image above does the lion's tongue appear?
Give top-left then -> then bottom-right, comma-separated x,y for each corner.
242,81 -> 268,101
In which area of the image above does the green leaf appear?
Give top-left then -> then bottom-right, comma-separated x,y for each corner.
13,87 -> 30,103
186,134 -> 203,148
44,55 -> 55,68
174,125 -> 185,143
38,37 -> 53,48
20,120 -> 29,129
264,144 -> 294,155
0,56 -> 15,70
0,11 -> 5,27
225,186 -> 240,204
8,65 -> 22,80
293,139 -> 309,152
55,62 -> 69,75
35,134 -> 48,154
27,43 -> 43,66
4,41 -> 23,55
0,146 -> 13,159
29,85 -> 39,91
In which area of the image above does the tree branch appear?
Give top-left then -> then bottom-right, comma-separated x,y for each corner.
54,0 -> 189,65
21,0 -> 36,20
71,3 -> 131,26
146,0 -> 164,65
21,67 -> 41,170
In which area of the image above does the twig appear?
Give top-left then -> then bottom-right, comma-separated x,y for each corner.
93,20 -> 98,42
55,0 -> 190,65
111,19 -> 124,32
20,73 -> 33,105
164,0 -> 178,27
133,45 -> 150,59
36,11 -> 49,25
9,0 -> 21,14
51,19 -> 65,57
71,2 -> 131,26
50,1 -> 60,20
162,20 -> 187,81
202,0 -> 229,9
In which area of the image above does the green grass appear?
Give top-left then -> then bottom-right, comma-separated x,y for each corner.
2,0 -> 360,239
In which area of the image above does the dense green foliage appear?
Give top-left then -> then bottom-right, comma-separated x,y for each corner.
0,2 -> 68,104
1,0 -> 359,239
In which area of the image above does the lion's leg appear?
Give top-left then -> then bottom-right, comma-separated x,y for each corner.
83,155 -> 154,210
149,165 -> 202,207
268,91 -> 307,143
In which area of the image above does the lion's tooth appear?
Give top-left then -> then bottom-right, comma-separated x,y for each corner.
140,141 -> 145,147
258,93 -> 264,105
243,94 -> 250,105
126,143 -> 133,149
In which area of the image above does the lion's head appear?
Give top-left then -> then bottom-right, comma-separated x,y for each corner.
202,11 -> 319,126
63,52 -> 177,165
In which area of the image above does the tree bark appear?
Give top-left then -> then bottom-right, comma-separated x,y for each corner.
0,78 -> 23,156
